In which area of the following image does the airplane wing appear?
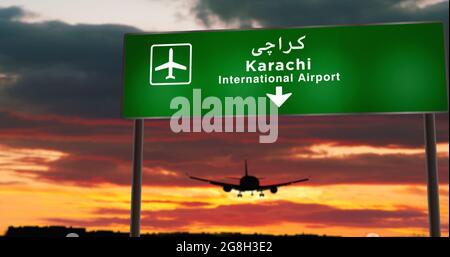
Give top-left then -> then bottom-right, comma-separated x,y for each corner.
171,62 -> 187,70
155,62 -> 170,71
188,175 -> 240,189
259,178 -> 309,190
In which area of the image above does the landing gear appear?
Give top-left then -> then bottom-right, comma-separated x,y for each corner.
259,192 -> 265,197
237,192 -> 243,197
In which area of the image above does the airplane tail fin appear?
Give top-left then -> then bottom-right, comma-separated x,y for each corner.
165,75 -> 175,79
244,160 -> 248,176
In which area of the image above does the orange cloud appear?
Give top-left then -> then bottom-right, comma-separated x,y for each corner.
0,144 -> 67,184
287,142 -> 449,159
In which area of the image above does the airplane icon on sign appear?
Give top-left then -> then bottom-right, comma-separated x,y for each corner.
154,48 -> 187,79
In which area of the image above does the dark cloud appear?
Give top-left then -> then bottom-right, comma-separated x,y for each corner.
15,135 -> 449,187
44,201 -> 431,232
0,6 -> 140,118
23,147 -> 448,187
0,110 -> 130,137
1,110 -> 448,186
31,155 -> 130,186
194,0 -> 449,28
1,109 -> 447,148
0,5 -> 26,21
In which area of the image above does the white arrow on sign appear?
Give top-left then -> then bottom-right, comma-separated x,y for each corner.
266,86 -> 292,107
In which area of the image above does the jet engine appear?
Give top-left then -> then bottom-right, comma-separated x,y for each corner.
223,185 -> 232,192
270,187 -> 278,194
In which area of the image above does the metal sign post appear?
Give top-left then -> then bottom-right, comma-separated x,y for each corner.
423,113 -> 441,237
130,119 -> 144,237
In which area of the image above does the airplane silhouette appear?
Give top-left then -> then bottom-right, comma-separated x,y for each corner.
154,48 -> 187,79
188,160 -> 309,197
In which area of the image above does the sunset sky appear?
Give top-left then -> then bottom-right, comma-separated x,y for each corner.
0,0 -> 448,237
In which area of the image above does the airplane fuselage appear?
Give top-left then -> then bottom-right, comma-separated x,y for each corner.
239,175 -> 260,191
166,48 -> 175,79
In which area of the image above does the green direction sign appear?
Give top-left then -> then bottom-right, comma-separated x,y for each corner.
122,22 -> 448,118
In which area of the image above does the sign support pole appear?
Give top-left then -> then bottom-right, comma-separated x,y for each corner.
423,113 -> 441,237
130,119 -> 144,237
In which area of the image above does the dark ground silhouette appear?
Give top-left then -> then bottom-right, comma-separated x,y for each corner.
3,226 -> 327,238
